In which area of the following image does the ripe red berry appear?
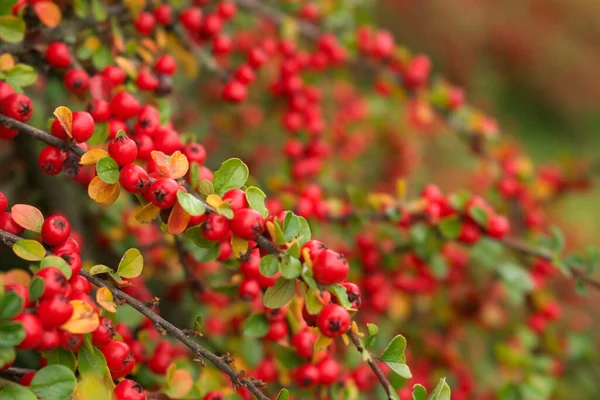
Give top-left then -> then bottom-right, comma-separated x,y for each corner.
202,213 -> 230,241
148,178 -> 180,209
318,358 -> 340,385
60,331 -> 83,352
182,143 -> 206,164
37,294 -> 73,327
403,54 -> 431,90
458,221 -> 481,244
301,239 -> 326,262
108,135 -> 138,166
222,189 -> 249,212
19,371 -> 36,386
41,215 -> 71,246
154,55 -> 177,76
88,98 -> 110,122
64,69 -> 89,94
0,193 -> 7,214
38,146 -> 67,175
222,80 -> 247,103
217,1 -> 236,19
136,70 -> 159,92
120,164 -> 150,193
0,82 -> 15,103
264,320 -> 288,341
230,208 -> 265,240
37,327 -> 61,351
238,279 -> 260,301
247,48 -> 268,69
179,7 -> 203,31
312,249 -> 349,285
201,14 -> 222,37
69,274 -> 91,294
101,340 -> 136,379
291,330 -> 316,358
317,304 -> 350,338
102,66 -> 126,87
0,212 -> 24,235
14,313 -> 44,350
114,379 -> 147,400
295,364 -> 320,388
35,267 -> 69,299
153,4 -> 173,26
339,282 -> 361,309
212,35 -> 232,55
234,64 -> 256,85
487,215 -> 510,238
1,93 -> 33,122
110,92 -> 141,120
56,250 -> 82,277
91,317 -> 114,347
134,12 -> 155,35
46,42 -> 72,68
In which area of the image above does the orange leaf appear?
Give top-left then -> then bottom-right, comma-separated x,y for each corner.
34,2 -> 62,28
169,151 -> 189,179
115,56 -> 138,79
167,201 -> 190,235
96,287 -> 117,313
4,269 -> 31,286
61,300 -> 100,334
11,204 -> 44,232
80,149 -> 109,166
135,202 -> 160,223
53,106 -> 73,139
165,364 -> 193,399
150,151 -> 171,177
140,38 -> 158,53
88,176 -> 121,205
124,0 -> 147,16
0,54 -> 14,72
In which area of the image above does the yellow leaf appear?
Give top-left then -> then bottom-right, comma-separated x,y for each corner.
124,0 -> 146,16
231,237 -> 249,258
166,33 -> 197,78
53,106 -> 72,138
169,151 -> 189,179
165,364 -> 193,399
156,27 -> 167,49
314,335 -> 333,353
83,36 -> 101,52
74,376 -> 113,400
136,46 -> 154,64
140,38 -> 158,54
341,334 -> 349,346
61,300 -> 100,334
4,269 -> 31,286
114,56 -> 138,79
167,201 -> 190,235
301,248 -> 313,268
0,54 -> 14,71
34,2 -> 62,28
396,178 -> 407,200
88,176 -> 121,205
266,221 -> 276,242
80,149 -> 109,166
135,202 -> 160,223
205,194 -> 223,209
96,287 -> 117,313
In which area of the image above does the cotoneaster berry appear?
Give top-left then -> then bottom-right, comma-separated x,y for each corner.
0,212 -> 24,235
64,69 -> 89,94
318,358 -> 341,385
110,92 -> 141,120
38,146 -> 67,175
295,364 -> 319,388
108,135 -> 138,166
14,313 -> 44,350
120,164 -> 150,193
60,331 -> 83,352
35,267 -> 68,299
154,55 -> 177,76
101,340 -> 136,379
153,4 -> 173,26
179,7 -> 203,31
5,283 -> 29,313
230,208 -> 265,240
291,329 -> 316,358
36,295 -> 73,327
114,379 -> 147,400
134,12 -> 155,35
317,304 -> 350,338
202,213 -> 230,241
102,65 -> 126,87
148,178 -> 180,209
1,93 -> 33,122
41,215 -> 71,246
222,80 -> 247,103
312,249 -> 349,285
46,42 -> 72,68
222,189 -> 249,211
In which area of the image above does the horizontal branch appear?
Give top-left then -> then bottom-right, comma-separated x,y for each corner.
0,229 -> 269,400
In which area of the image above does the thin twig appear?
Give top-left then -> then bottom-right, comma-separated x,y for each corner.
347,331 -> 394,399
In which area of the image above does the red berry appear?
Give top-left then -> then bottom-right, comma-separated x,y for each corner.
153,4 -> 173,26
295,364 -> 319,388
264,320 -> 288,341
458,221 -> 481,244
19,371 -> 36,386
41,215 -> 71,246
222,80 -> 247,103
148,178 -> 180,209
291,330 -> 316,358
0,82 -> 15,103
134,12 -> 155,35
69,111 -> 96,143
201,14 -> 222,37
182,143 -> 206,164
222,189 -> 249,212
154,55 -> 177,76
403,54 -> 431,90
0,193 -> 7,213
14,313 -> 44,350
318,358 -> 340,385
136,70 -> 159,92
108,135 -> 138,166
179,7 -> 203,31
0,212 -> 24,235
88,98 -> 110,122
38,146 -> 67,175
312,249 -> 349,285
102,66 -> 126,87
101,340 -> 136,379
203,392 -> 224,400
202,213 -> 230,241
91,317 -> 114,347
247,48 -> 268,69
234,64 -> 256,85
46,42 -> 72,68
64,69 -> 89,94
212,35 -> 232,55
148,341 -> 172,374
114,379 -> 146,400
339,282 -> 361,309
217,2 -> 236,20
301,239 -> 326,262
238,279 -> 260,301
57,250 -> 82,278
35,267 -> 69,299
120,164 -> 150,193
230,208 -> 265,240
60,330 -> 83,352
110,92 -> 140,120
1,93 -> 33,122
487,215 -> 510,238
37,294 -> 73,327
317,304 -> 350,338
37,327 -> 61,351
69,275 -> 91,293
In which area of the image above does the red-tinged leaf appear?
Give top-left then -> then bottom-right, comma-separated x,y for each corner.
11,204 -> 44,232
53,106 -> 73,138
164,364 -> 193,399
34,2 -> 62,28
167,201 -> 190,235
169,151 -> 189,179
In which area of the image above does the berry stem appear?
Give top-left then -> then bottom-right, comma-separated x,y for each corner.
347,331 -> 394,400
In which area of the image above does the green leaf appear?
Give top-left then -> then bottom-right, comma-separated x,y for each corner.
13,239 -> 45,261
30,365 -> 77,400
158,98 -> 171,125
0,321 -> 25,347
297,217 -> 311,245
304,288 -> 323,315
385,362 -> 412,379
116,248 -> 143,278
242,313 -> 269,338
0,291 -> 23,320
78,345 -> 107,378
365,323 -> 379,348
448,189 -> 471,210
40,255 -> 72,280
429,254 -> 448,279
412,384 -> 427,400
73,0 -> 90,18
92,45 -> 112,70
273,218 -> 286,245
177,191 -> 206,216
198,179 -> 214,196
194,315 -> 202,332
46,349 -> 77,372
301,266 -> 318,290
259,254 -> 279,277
263,278 -> 295,309
91,0 -> 107,21
276,389 -> 290,400
380,335 -> 407,363
187,245 -> 219,262
185,227 -> 217,248
89,264 -> 112,276
427,377 -> 451,400
469,206 -> 489,228
438,215 -> 461,240
0,1 -> 18,16
0,385 -> 37,400
212,158 -> 249,195
274,345 -> 304,369
0,16 -> 25,43
96,157 -> 120,184
327,284 -> 352,309
88,122 -> 108,146
280,256 -> 302,279
217,202 -> 234,219
246,186 -> 268,218
0,346 -> 15,368
29,276 -> 45,302
288,241 -> 301,259
283,212 -> 300,242
5,64 -> 37,89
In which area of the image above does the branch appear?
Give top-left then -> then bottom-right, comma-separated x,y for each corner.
0,229 -> 269,400
347,331 -> 395,399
